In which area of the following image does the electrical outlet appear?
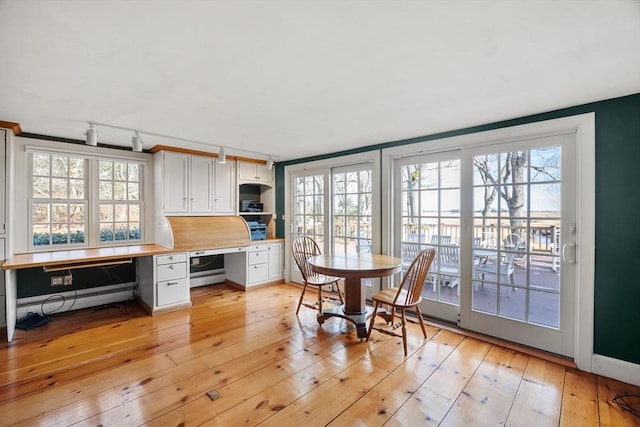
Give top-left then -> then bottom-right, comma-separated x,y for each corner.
51,276 -> 64,286
63,274 -> 73,285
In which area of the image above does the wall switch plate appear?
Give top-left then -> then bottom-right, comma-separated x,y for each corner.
63,274 -> 73,285
51,276 -> 63,286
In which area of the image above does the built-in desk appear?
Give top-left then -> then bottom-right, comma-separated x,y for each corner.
2,244 -> 172,342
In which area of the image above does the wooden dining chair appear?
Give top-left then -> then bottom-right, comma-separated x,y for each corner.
291,235 -> 344,316
366,248 -> 436,356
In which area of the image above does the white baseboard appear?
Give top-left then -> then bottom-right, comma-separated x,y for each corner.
16,283 -> 136,319
592,354 -> 640,387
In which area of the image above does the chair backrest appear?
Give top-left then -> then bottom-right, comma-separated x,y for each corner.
394,248 -> 436,306
503,233 -> 524,250
291,235 -> 322,282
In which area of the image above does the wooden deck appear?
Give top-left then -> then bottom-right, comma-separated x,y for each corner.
1,283 -> 639,426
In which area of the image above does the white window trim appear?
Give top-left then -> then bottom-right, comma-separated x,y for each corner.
17,138 -> 152,252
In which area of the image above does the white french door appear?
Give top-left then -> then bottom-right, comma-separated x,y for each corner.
290,171 -> 328,285
393,131 -> 577,357
460,132 -> 576,357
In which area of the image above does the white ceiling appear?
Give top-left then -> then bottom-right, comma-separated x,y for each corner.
1,1 -> 639,162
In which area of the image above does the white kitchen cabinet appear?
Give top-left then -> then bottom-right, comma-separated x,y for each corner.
157,151 -> 213,215
214,159 -> 236,214
267,242 -> 283,281
237,161 -> 273,185
225,241 -> 283,288
137,252 -> 191,314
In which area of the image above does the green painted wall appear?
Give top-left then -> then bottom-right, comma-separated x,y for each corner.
274,92 -> 640,365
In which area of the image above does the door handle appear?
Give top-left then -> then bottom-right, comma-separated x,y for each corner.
562,242 -> 576,264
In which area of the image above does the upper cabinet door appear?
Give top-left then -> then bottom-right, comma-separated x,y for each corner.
214,159 -> 235,214
189,155 -> 214,214
238,161 -> 273,185
162,152 -> 189,213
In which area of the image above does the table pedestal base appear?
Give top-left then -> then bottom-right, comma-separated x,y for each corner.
318,302 -> 373,339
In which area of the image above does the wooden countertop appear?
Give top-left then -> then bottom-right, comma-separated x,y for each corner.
2,244 -> 173,270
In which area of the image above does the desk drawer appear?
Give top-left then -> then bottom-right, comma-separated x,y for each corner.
157,262 -> 187,281
156,278 -> 189,307
248,263 -> 268,284
157,253 -> 187,265
247,250 -> 268,265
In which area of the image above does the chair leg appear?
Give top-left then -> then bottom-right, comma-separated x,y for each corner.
415,306 -> 427,339
400,308 -> 408,356
296,283 -> 308,315
317,285 -> 323,313
366,301 -> 380,341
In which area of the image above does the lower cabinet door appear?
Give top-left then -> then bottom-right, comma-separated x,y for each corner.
248,263 -> 268,284
156,278 -> 189,307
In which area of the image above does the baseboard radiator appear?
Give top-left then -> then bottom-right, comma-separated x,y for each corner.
16,283 -> 136,319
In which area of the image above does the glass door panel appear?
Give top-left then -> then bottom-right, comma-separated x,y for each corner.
397,154 -> 461,322
463,132 -> 576,357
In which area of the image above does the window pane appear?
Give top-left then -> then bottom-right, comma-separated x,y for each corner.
113,182 -> 126,200
100,181 -> 113,200
33,154 -> 50,176
129,204 -> 140,221
127,182 -> 140,201
69,179 -> 84,199
52,223 -> 69,245
69,158 -> 85,178
128,164 -> 139,182
52,204 -> 68,222
32,177 -> 50,198
100,223 -> 114,242
114,163 -> 127,181
100,204 -> 114,221
51,178 -> 68,199
33,203 -> 50,223
99,161 -> 113,180
33,224 -> 50,246
69,204 -> 85,223
129,223 -> 141,240
51,157 -> 68,177
115,204 -> 128,221
114,224 -> 128,240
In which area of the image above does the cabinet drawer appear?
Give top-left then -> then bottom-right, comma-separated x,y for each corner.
157,262 -> 187,281
156,278 -> 189,307
247,250 -> 268,265
248,263 -> 268,284
157,253 -> 187,265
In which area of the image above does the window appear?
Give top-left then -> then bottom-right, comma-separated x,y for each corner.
29,151 -> 144,249
31,153 -> 87,247
98,160 -> 142,242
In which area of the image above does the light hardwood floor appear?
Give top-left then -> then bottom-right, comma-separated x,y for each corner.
1,283 -> 639,426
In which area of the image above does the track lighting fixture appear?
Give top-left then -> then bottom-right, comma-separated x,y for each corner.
83,121 -> 279,162
85,123 -> 98,146
131,132 -> 143,152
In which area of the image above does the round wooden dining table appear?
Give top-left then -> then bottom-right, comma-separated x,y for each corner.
308,253 -> 403,339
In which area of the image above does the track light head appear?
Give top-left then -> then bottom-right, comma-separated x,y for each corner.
131,132 -> 143,152
219,147 -> 226,164
85,123 -> 98,146
266,156 -> 274,170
